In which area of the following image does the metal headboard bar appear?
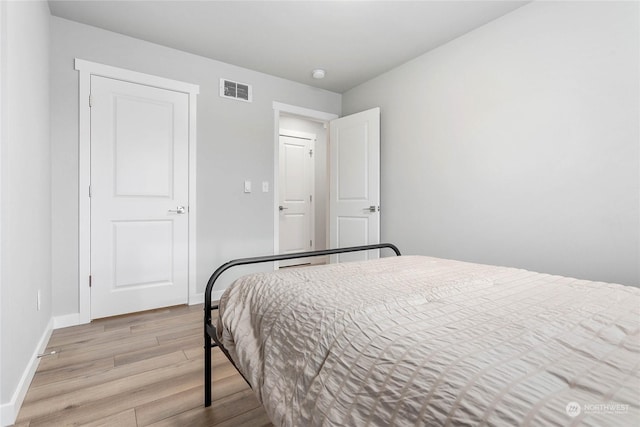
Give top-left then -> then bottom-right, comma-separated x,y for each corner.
203,243 -> 401,407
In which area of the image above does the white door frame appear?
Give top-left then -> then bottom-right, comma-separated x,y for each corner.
75,59 -> 199,324
272,102 -> 338,263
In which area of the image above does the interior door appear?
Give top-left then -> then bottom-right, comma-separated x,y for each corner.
90,75 -> 189,319
329,107 -> 380,262
279,132 -> 314,266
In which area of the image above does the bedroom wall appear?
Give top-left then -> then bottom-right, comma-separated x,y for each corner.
0,1 -> 52,423
50,17 -> 341,317
342,1 -> 639,286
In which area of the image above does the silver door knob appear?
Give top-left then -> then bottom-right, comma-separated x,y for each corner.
366,205 -> 380,213
279,205 -> 288,211
168,206 -> 186,214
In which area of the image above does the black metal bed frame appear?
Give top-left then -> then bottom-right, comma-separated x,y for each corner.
203,243 -> 402,407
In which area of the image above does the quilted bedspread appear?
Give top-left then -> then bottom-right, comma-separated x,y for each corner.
217,256 -> 640,426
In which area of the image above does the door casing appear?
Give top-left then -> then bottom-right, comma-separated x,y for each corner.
76,59 -> 199,324
272,102 -> 338,267
272,103 -> 381,267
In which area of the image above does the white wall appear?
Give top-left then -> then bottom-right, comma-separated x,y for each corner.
279,115 -> 328,251
50,17 -> 341,316
0,1 -> 52,424
343,1 -> 639,286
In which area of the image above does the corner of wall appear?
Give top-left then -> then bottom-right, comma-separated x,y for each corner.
0,318 -> 53,427
1,0 -> 54,422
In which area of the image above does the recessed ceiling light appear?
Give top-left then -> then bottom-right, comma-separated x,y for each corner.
312,69 -> 326,79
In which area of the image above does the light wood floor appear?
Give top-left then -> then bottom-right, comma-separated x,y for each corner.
14,304 -> 273,427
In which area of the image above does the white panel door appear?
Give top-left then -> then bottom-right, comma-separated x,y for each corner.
329,107 -> 380,262
279,133 -> 314,266
90,75 -> 189,319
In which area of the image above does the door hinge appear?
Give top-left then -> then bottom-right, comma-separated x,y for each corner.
309,194 -> 312,202
89,94 -> 93,107
309,149 -> 313,157
310,240 -> 313,247
89,275 -> 92,287
88,185 -> 92,198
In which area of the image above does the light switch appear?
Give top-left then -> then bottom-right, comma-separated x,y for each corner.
244,180 -> 251,193
262,181 -> 269,193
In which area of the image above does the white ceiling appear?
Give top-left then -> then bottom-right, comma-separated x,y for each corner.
48,0 -> 529,93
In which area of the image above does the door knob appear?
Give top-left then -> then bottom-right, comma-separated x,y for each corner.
367,205 -> 380,213
279,205 -> 288,211
168,206 -> 186,214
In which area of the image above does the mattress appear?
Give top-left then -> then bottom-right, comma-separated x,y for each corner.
217,256 -> 640,426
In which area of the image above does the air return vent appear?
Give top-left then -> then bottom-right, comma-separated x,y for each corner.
220,78 -> 252,102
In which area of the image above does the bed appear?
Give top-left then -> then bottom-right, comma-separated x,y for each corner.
204,244 -> 640,426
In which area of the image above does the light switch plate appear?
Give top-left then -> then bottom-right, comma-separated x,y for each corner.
262,181 -> 269,192
244,180 -> 251,193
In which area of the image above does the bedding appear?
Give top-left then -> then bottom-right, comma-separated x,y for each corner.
216,256 -> 640,426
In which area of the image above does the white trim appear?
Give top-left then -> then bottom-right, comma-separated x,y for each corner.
0,2 -> 5,421
75,59 -> 199,323
189,289 -> 224,306
189,292 -> 204,305
75,59 -> 199,95
0,318 -> 53,427
187,82 -> 198,307
272,101 -> 338,122
77,60 -> 91,324
272,110 -> 280,260
53,313 -> 81,330
272,102 -> 338,267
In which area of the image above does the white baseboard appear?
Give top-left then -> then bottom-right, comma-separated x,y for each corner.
49,294 -> 224,329
0,290 -> 225,426
189,292 -> 204,305
0,317 -> 53,427
53,312 -> 82,329
189,290 -> 224,306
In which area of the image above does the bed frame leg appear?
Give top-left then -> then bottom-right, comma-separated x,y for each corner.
204,334 -> 212,407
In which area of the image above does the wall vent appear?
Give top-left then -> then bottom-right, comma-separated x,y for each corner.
220,78 -> 252,102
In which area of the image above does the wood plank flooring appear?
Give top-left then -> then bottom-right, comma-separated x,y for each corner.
14,304 -> 273,427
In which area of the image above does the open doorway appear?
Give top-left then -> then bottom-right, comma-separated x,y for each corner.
277,114 -> 329,266
273,102 -> 381,269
